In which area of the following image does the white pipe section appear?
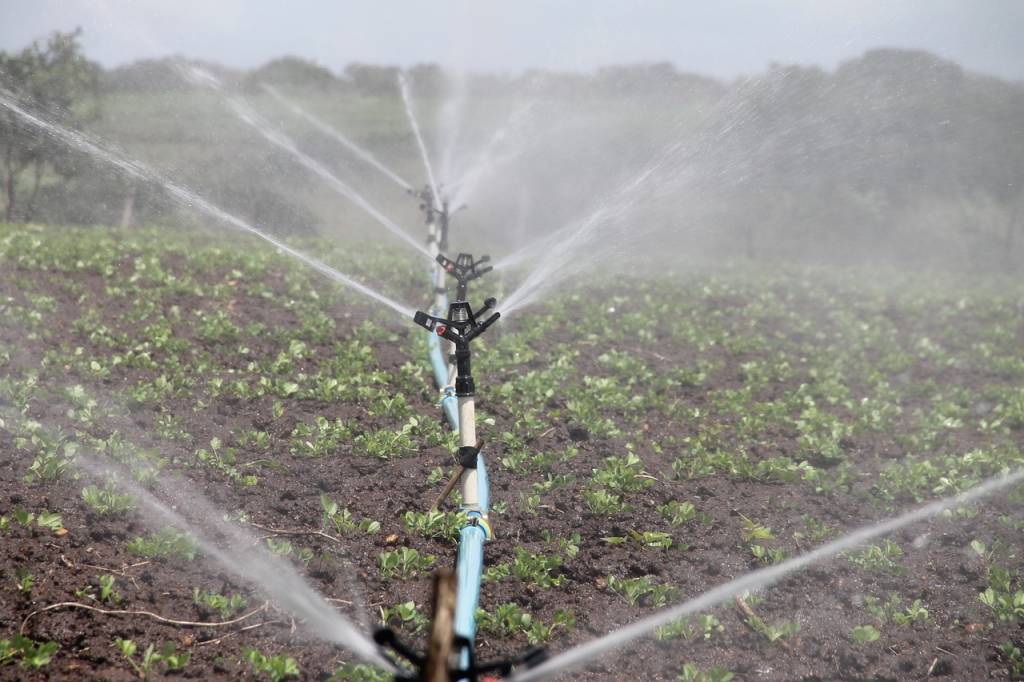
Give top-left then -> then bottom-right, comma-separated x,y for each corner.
459,396 -> 478,508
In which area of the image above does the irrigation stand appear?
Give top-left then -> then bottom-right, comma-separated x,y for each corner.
374,294 -> 549,681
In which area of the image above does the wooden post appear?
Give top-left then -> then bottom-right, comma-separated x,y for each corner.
423,569 -> 457,682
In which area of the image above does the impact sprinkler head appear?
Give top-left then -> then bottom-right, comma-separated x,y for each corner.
437,252 -> 492,301
413,297 -> 499,397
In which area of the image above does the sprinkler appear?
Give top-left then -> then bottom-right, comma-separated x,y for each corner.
436,252 -> 492,302
397,295 -> 537,680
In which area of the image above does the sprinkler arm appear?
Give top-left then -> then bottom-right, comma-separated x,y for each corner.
413,298 -> 499,348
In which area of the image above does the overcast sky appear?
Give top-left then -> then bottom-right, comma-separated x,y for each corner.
1,0 -> 1022,81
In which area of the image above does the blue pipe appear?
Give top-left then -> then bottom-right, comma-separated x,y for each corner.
454,453 -> 490,674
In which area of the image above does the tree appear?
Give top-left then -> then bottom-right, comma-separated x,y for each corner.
0,29 -> 101,221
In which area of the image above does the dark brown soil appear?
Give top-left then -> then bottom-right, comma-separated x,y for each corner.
1,228 -> 1022,681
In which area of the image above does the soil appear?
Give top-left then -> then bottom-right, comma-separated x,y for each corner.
1,234 -> 1022,681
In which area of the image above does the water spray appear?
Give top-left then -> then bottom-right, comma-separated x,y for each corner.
399,73 -> 441,211
0,88 -> 416,319
511,467 -> 1024,681
263,83 -> 414,192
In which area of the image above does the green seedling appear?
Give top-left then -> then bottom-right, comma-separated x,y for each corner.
14,569 -> 34,596
476,603 -> 575,645
845,539 -> 904,574
678,663 -> 734,682
126,528 -> 198,560
745,614 -> 800,645
244,648 -> 300,681
378,547 -> 435,580
0,635 -> 58,669
193,588 -> 247,618
656,614 -> 723,641
82,483 -> 135,516
114,638 -> 190,677
582,489 -> 632,515
850,624 -> 881,645
997,643 -> 1024,679
403,509 -> 467,541
979,565 -> 1024,622
606,575 -> 676,608
657,500 -> 697,526
380,601 -> 429,634
331,662 -> 394,681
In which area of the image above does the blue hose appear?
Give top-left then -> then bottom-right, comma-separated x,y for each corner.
454,454 -> 490,674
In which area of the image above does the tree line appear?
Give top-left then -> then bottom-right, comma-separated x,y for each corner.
1,30 -> 1021,269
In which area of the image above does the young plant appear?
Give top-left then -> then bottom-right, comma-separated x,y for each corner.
678,663 -> 735,682
378,547 -> 435,580
81,483 -> 135,516
845,540 -> 904,574
745,614 -> 800,645
606,575 -> 676,608
0,635 -> 59,669
244,648 -> 300,681
126,528 -> 198,561
402,509 -> 467,541
193,588 -> 247,619
114,639 -> 190,677
658,500 -> 697,526
379,601 -> 429,634
656,614 -> 723,642
850,625 -> 881,645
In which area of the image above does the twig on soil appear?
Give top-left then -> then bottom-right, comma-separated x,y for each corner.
734,595 -> 793,653
243,521 -> 343,545
20,600 -> 269,635
926,657 -> 938,677
196,619 -> 282,647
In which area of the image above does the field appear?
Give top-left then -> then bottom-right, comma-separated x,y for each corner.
1,222 -> 1023,681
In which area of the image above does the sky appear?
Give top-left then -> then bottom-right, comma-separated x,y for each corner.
0,0 -> 1022,81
